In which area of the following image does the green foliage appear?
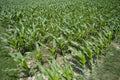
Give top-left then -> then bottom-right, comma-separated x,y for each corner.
74,51 -> 86,68
9,52 -> 29,71
35,42 -> 41,61
37,60 -> 75,80
0,0 -> 120,79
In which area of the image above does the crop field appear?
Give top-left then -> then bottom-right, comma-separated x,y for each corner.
0,0 -> 120,80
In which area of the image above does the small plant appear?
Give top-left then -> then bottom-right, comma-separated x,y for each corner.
37,59 -> 75,80
48,39 -> 57,59
56,35 -> 68,55
35,42 -> 41,61
74,51 -> 86,69
9,52 -> 30,73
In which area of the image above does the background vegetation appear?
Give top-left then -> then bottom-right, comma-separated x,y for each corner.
0,0 -> 120,80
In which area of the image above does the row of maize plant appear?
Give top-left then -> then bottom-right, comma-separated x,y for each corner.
0,0 -> 120,79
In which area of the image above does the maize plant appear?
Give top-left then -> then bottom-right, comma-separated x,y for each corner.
9,52 -> 29,72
